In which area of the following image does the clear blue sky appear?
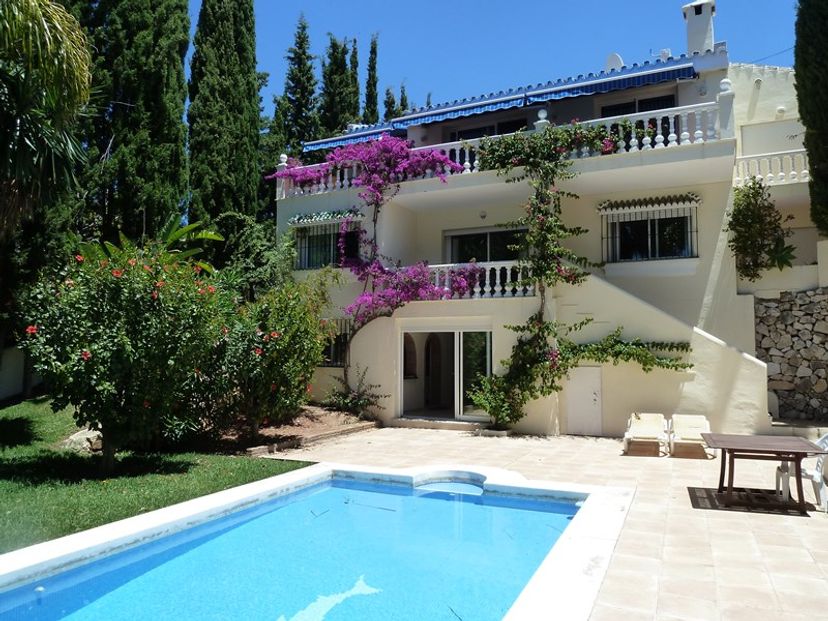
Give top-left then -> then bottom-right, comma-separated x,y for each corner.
188,0 -> 797,117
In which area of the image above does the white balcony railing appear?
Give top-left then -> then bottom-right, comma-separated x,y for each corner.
733,148 -> 810,187
429,261 -> 535,299
277,95 -> 731,199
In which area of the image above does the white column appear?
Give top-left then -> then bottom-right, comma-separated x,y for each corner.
717,78 -> 735,140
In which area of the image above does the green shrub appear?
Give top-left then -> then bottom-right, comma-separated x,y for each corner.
323,366 -> 387,420
728,177 -> 795,281
200,279 -> 332,437
20,244 -> 230,471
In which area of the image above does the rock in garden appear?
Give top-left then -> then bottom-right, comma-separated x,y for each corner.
61,429 -> 103,453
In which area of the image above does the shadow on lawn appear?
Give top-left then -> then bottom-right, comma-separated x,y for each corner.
0,417 -> 36,449
0,450 -> 196,485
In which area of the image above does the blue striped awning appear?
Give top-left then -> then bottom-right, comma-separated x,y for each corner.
525,65 -> 696,104
303,123 -> 393,152
391,95 -> 525,129
302,56 -> 699,153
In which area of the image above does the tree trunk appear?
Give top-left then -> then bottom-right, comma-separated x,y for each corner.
100,430 -> 117,475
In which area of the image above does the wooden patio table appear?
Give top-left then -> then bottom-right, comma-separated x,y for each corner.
701,433 -> 827,514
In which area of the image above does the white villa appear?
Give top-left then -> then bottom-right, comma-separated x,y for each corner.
273,0 -> 814,437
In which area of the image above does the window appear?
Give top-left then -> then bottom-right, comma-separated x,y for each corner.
448,229 -> 526,263
448,126 -> 495,142
448,119 -> 527,143
294,221 -> 360,270
601,95 -> 676,119
600,195 -> 700,263
403,334 -> 417,379
320,318 -> 351,367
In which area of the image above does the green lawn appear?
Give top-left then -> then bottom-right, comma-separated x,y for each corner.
0,398 -> 308,554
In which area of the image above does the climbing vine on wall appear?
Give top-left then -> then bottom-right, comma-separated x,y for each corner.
468,123 -> 692,428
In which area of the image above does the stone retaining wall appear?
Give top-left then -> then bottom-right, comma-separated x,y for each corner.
755,288 -> 828,421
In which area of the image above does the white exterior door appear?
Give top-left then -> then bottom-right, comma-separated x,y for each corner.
566,367 -> 603,436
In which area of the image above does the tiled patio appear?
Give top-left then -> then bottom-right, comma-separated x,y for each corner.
271,427 -> 828,621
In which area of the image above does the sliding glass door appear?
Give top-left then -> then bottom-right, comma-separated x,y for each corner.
402,330 -> 491,421
459,332 -> 491,419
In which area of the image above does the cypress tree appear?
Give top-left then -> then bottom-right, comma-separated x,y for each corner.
55,0 -> 190,241
348,38 -> 360,121
383,87 -> 397,121
283,15 -> 319,154
399,84 -> 409,114
105,0 -> 190,239
425,92 -> 432,107
319,35 -> 351,135
795,0 -> 828,234
362,35 -> 378,125
188,0 -> 260,223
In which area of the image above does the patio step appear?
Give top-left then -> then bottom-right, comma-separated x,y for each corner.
767,419 -> 827,440
386,417 -> 485,432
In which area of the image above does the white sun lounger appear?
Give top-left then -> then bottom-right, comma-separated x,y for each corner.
623,412 -> 667,454
668,414 -> 711,456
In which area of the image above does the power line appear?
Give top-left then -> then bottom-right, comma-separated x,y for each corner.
749,46 -> 795,64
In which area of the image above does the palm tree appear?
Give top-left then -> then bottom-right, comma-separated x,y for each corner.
0,0 -> 91,237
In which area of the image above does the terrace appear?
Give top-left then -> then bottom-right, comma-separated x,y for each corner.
274,92 -> 734,201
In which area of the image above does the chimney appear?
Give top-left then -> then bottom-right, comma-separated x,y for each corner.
682,0 -> 716,55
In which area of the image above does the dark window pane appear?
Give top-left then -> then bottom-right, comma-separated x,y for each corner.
489,230 -> 525,261
497,119 -> 528,134
306,233 -> 332,269
340,230 -> 360,261
451,233 -> 487,263
601,101 -> 636,118
618,220 -> 649,261
449,126 -> 495,142
638,95 -> 675,112
655,216 -> 689,258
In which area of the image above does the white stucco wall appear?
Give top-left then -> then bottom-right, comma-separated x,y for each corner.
555,276 -> 769,437
0,347 -> 25,400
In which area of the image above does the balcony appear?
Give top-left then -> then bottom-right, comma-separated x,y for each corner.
733,148 -> 810,187
275,91 -> 734,201
429,261 -> 535,299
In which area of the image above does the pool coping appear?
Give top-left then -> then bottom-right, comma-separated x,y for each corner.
0,462 -> 633,620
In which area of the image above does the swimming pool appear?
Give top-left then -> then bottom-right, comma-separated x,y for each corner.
0,464 -> 632,620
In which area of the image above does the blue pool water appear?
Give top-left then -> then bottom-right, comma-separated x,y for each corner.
0,478 -> 579,621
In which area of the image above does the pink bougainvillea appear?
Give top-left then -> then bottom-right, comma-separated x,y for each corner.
267,135 -> 463,201
270,136 -> 469,328
343,260 -> 484,327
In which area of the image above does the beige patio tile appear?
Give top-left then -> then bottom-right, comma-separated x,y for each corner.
715,584 -> 780,610
590,603 -> 655,621
661,561 -> 716,582
658,576 -> 717,602
656,592 -> 720,621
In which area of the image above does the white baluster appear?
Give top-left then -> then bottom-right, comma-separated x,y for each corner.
794,153 -> 804,182
629,137 -> 639,152
679,112 -> 690,145
654,119 -> 665,148
693,110 -> 704,144
581,145 -> 591,158
667,116 -> 677,147
707,108 -> 717,141
463,160 -> 471,174
642,135 -> 652,150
